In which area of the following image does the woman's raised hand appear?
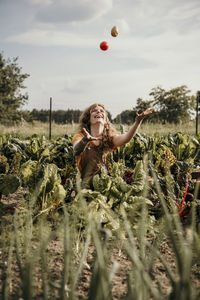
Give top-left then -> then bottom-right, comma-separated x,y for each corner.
136,108 -> 154,122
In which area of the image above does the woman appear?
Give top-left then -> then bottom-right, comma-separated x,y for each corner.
73,103 -> 154,188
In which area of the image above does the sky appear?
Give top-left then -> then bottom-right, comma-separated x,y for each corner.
0,0 -> 200,118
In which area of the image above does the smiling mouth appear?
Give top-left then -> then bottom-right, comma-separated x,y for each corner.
95,115 -> 104,119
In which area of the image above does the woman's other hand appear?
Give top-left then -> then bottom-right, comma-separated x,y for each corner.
82,128 -> 102,141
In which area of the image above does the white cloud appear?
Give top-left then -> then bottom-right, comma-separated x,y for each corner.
115,19 -> 130,35
35,0 -> 113,24
25,0 -> 53,5
113,0 -> 200,37
63,76 -> 90,94
1,0 -> 200,117
5,29 -> 96,47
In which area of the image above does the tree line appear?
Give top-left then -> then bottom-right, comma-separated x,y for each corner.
114,85 -> 196,124
27,109 -> 82,124
0,52 -> 197,125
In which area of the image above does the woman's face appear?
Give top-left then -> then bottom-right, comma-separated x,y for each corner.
90,105 -> 106,126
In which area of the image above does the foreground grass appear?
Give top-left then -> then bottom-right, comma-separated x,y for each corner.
0,171 -> 200,299
0,120 -> 197,139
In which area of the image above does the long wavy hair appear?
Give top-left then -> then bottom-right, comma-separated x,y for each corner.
78,103 -> 117,151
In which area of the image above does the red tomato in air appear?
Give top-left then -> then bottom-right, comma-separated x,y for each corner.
100,41 -> 109,51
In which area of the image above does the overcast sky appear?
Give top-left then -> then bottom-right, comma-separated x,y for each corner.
0,0 -> 200,118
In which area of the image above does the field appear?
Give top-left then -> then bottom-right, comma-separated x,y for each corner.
0,119 -> 197,138
0,121 -> 200,300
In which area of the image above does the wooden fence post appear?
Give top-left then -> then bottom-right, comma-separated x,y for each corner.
49,97 -> 52,139
196,91 -> 200,135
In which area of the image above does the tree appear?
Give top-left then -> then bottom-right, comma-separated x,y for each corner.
135,98 -> 152,113
114,109 -> 137,124
149,85 -> 196,124
0,53 -> 29,124
114,98 -> 153,124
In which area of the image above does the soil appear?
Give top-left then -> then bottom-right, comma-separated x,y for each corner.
0,189 -> 200,300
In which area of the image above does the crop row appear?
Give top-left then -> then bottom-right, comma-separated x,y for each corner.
0,132 -> 199,224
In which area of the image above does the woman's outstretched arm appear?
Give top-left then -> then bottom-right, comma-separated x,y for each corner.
113,108 -> 154,147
